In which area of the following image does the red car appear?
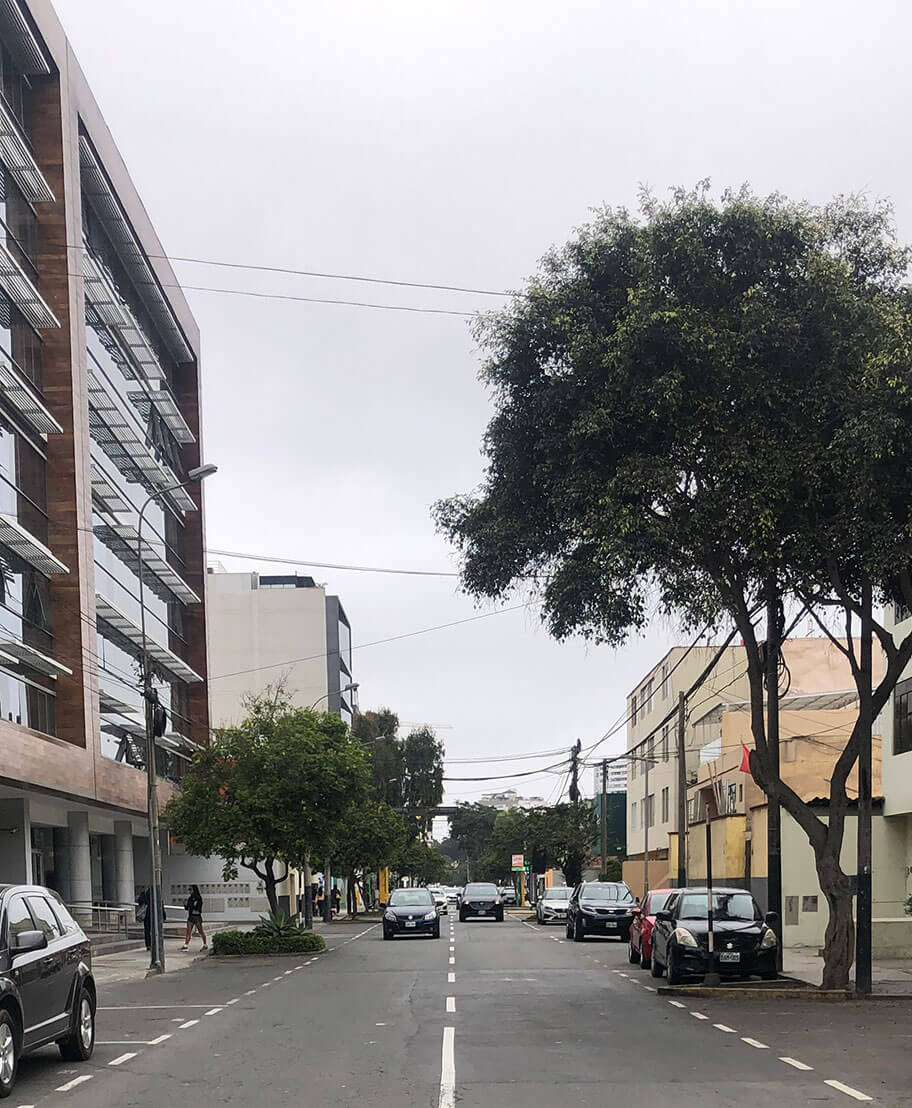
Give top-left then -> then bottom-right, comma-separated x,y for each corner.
628,888 -> 673,970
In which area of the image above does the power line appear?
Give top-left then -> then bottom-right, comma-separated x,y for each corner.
181,283 -> 477,317
208,547 -> 460,578
442,758 -> 570,783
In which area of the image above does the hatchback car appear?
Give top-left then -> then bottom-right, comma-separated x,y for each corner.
429,889 -> 448,915
535,886 -> 571,924
650,887 -> 778,984
0,884 -> 96,1096
628,888 -> 674,970
566,881 -> 636,941
458,882 -> 504,921
382,888 -> 441,939
499,885 -> 517,907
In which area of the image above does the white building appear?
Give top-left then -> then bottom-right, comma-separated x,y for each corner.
477,789 -> 545,811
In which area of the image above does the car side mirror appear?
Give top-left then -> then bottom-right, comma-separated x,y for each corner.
654,910 -> 672,922
630,906 -> 641,916
12,929 -> 47,955
379,901 -> 387,910
764,911 -> 778,925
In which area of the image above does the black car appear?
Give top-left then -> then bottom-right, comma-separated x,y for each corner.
566,881 -> 636,941
650,886 -> 778,985
458,882 -> 504,922
0,884 -> 96,1096
499,885 -> 517,907
382,888 -> 441,939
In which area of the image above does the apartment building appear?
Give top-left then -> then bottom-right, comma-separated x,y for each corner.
0,1 -> 209,908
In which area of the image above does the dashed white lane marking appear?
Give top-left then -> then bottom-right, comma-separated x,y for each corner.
205,1007 -> 223,1016
179,1019 -> 200,1030
642,986 -> 656,992
56,1075 -> 93,1092
273,975 -> 283,981
741,1037 -> 768,1049
245,989 -> 256,996
376,1022 -> 387,1026
227,998 -> 239,1004
148,1034 -> 172,1045
779,1057 -> 813,1070
448,972 -> 455,983
449,956 -> 455,964
668,1000 -> 686,1008
823,1080 -> 872,1101
99,1004 -> 219,1010
446,996 -> 456,1013
439,1026 -> 455,1108
295,965 -> 304,970
690,1012 -> 708,1020
714,1024 -> 737,1033
261,983 -> 271,988
109,1052 -> 137,1066
284,969 -> 294,975
618,973 -> 629,978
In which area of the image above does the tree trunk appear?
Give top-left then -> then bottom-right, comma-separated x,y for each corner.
816,848 -> 855,990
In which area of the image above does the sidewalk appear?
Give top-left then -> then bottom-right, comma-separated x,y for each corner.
784,946 -> 912,994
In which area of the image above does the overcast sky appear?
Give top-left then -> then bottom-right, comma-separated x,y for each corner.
55,0 -> 912,804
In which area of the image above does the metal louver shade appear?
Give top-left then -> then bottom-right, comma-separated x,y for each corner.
0,241 -> 58,329
127,386 -> 194,444
92,520 -> 200,605
0,346 -> 61,434
0,512 -> 68,575
95,593 -> 202,683
0,95 -> 53,202
0,638 -> 71,677
0,0 -> 50,75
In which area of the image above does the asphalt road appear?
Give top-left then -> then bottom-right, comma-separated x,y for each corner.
6,912 -> 909,1106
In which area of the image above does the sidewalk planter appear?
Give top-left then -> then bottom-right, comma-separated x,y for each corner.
211,931 -> 326,956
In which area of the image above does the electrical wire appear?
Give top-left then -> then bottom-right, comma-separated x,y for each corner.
442,757 -> 570,783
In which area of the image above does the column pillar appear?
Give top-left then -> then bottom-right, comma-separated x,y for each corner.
101,835 -> 116,903
0,799 -> 31,883
67,811 -> 91,924
113,821 -> 135,909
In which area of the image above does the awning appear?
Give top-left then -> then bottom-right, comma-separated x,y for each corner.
0,512 -> 68,575
82,249 -> 129,327
0,95 -> 52,203
0,241 -> 58,329
127,386 -> 195,444
93,520 -> 200,605
95,593 -> 202,683
0,346 -> 61,434
101,717 -> 144,740
90,464 -> 130,515
78,136 -> 193,365
0,0 -> 50,75
87,369 -> 196,512
0,639 -> 71,677
98,688 -> 136,716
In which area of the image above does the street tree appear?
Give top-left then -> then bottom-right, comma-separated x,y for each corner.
394,838 -> 454,887
166,691 -> 371,913
449,803 -> 497,881
331,801 -> 409,915
351,708 -> 404,807
526,804 -> 596,888
352,710 -> 445,831
435,187 -> 912,988
477,807 -> 528,881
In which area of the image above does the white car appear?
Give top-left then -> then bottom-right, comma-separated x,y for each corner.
429,888 -> 448,915
536,886 -> 572,924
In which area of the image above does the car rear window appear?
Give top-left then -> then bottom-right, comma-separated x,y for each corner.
464,884 -> 498,897
389,889 -> 434,907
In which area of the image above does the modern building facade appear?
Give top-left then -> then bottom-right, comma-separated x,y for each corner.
0,1 -> 209,909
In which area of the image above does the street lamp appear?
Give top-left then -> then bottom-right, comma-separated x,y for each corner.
138,462 -> 217,975
308,681 -> 359,710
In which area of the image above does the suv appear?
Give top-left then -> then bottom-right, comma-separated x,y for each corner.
0,884 -> 96,1096
459,882 -> 504,922
566,881 -> 636,942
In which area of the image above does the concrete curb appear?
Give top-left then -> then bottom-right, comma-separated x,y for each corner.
657,984 -> 851,1001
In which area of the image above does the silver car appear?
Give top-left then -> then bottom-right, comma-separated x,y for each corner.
536,886 -> 572,924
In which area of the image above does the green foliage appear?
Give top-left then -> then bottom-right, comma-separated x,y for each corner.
904,895 -> 912,918
394,839 -> 454,886
252,911 -> 309,939
601,858 -> 623,882
449,803 -> 497,878
351,709 -> 404,807
526,803 -> 596,887
332,801 -> 409,880
476,808 -> 528,881
211,930 -> 326,956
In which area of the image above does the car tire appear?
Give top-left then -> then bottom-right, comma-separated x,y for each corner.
459,910 -> 467,922
58,985 -> 95,1062
761,970 -> 777,981
666,948 -> 683,986
495,911 -> 504,922
650,948 -> 664,977
0,1009 -> 19,1098
628,940 -> 640,964
432,923 -> 440,939
573,918 -> 584,942
640,944 -> 652,972
383,928 -> 392,940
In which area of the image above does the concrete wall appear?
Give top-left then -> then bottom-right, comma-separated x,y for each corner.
882,609 -> 912,817
207,573 -> 329,726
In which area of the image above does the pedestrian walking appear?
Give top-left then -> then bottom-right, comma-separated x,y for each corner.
180,884 -> 207,951
331,885 -> 341,916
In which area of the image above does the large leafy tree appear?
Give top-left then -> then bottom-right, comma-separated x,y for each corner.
477,808 -> 528,881
351,709 -> 404,807
332,801 -> 409,915
449,803 -> 497,881
526,804 -> 597,888
393,839 -> 454,887
166,692 -> 370,913
436,187 -> 912,989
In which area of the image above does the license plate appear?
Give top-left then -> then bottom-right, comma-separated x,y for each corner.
605,921 -> 617,929
477,910 -> 487,916
405,921 -> 416,928
719,951 -> 740,963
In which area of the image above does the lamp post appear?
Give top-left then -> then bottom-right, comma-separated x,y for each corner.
138,462 -> 217,975
308,682 -> 358,711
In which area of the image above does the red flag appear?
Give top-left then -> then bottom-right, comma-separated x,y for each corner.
739,743 -> 752,773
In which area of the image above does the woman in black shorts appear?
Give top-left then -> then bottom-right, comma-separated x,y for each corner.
180,884 -> 207,951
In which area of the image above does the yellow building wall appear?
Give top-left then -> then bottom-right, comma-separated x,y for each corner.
686,815 -> 747,884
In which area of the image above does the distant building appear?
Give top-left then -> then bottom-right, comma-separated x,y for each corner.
592,761 -> 627,795
477,789 -> 545,811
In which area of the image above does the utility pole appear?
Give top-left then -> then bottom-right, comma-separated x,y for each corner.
676,691 -> 687,888
643,752 -> 650,899
766,584 -> 783,971
856,578 -> 873,995
323,857 -> 332,923
569,739 -> 582,803
303,854 -> 313,928
704,809 -> 719,985
600,760 -> 608,880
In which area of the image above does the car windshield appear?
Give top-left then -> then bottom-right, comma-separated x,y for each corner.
678,892 -> 759,921
648,892 -> 672,913
464,883 -> 498,897
543,888 -> 571,900
389,890 -> 434,907
581,883 -> 633,902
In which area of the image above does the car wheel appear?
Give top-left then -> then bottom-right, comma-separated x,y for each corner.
58,986 -> 95,1062
383,928 -> 392,940
459,910 -> 467,922
573,918 -> 584,942
628,939 -> 640,964
650,947 -> 664,978
0,1009 -> 19,1098
433,923 -> 440,939
761,970 -> 778,981
666,948 -> 683,986
495,911 -> 504,922
640,943 -> 652,972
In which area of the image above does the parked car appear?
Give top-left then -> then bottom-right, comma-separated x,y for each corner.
535,886 -> 571,924
429,888 -> 448,915
650,886 -> 778,985
628,888 -> 674,970
382,888 -> 441,939
499,885 -> 517,907
0,884 -> 96,1097
566,881 -> 636,942
458,882 -> 504,922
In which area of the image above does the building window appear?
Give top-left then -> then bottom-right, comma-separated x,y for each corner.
661,662 -> 669,700
630,755 -> 636,781
661,724 -> 669,761
643,679 -> 654,715
661,787 -> 669,824
646,794 -> 654,828
646,737 -> 654,767
727,783 -> 737,814
802,896 -> 818,913
631,801 -> 637,830
630,694 -> 637,727
894,677 -> 912,755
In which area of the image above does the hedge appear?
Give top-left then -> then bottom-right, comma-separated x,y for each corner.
211,930 -> 327,956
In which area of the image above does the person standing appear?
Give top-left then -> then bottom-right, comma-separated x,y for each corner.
180,884 -> 207,952
137,886 -> 151,950
331,885 -> 341,916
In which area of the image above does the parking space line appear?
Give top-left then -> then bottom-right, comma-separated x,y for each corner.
179,1019 -> 200,1030
56,1075 -> 93,1092
148,1034 -> 172,1045
779,1057 -> 813,1070
667,1000 -> 686,1008
714,1024 -> 737,1033
690,1012 -> 708,1020
823,1080 -> 872,1101
205,1007 -> 223,1016
109,1052 -> 138,1066
741,1037 -> 768,1049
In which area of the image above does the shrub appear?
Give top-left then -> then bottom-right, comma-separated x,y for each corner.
211,930 -> 326,956
253,911 -> 309,939
904,894 -> 912,918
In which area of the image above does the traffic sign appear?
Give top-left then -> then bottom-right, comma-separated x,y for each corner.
511,853 -> 524,871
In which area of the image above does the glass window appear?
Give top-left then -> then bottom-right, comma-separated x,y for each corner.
630,695 -> 637,727
661,787 -> 669,824
631,801 -> 637,828
894,677 -> 912,755
24,895 -> 60,941
661,662 -> 669,700
46,893 -> 79,935
648,891 -> 672,914
388,889 -> 434,906
4,895 -> 33,946
581,883 -> 633,902
677,892 -> 759,921
542,888 -> 571,901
